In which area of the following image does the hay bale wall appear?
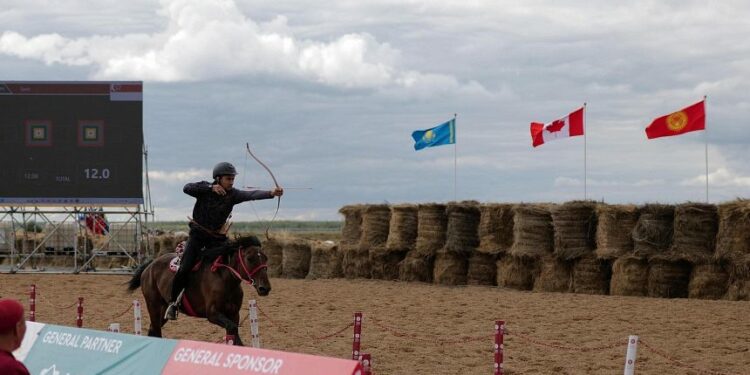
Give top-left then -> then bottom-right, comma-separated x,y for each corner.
281,238 -> 311,279
533,256 -> 572,293
467,253 -> 497,286
610,256 -> 648,297
510,204 -> 554,259
688,263 -> 728,300
572,256 -> 611,295
400,204 -> 447,282
633,204 -> 674,258
370,246 -> 404,280
342,245 -> 371,279
444,202 -> 481,252
552,201 -> 597,260
339,205 -> 364,246
264,237 -> 284,277
478,204 -> 514,255
386,205 -> 418,252
647,258 -> 691,298
497,256 -> 539,290
433,250 -> 468,285
359,204 -> 392,279
670,203 -> 717,263
715,200 -> 750,276
595,205 -> 638,259
307,241 -> 342,279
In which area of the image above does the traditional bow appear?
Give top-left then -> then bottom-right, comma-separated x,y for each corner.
245,143 -> 281,239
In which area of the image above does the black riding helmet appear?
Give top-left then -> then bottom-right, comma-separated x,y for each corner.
212,162 -> 238,179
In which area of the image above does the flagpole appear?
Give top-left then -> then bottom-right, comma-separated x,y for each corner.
583,102 -> 588,200
704,95 -> 708,203
453,113 -> 457,202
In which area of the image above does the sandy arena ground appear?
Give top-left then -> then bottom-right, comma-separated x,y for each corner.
1,274 -> 748,374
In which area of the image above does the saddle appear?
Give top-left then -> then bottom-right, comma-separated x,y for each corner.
168,241 -> 223,273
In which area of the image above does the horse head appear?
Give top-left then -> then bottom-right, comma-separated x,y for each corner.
233,236 -> 272,296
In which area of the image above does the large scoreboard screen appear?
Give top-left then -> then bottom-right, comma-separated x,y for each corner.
0,81 -> 143,205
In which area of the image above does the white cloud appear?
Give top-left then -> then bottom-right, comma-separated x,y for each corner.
680,167 -> 750,187
148,168 -> 209,182
0,0 -> 481,92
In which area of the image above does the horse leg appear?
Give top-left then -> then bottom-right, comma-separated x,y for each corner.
145,300 -> 166,337
207,308 -> 243,346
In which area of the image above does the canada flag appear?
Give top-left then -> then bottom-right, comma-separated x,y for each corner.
530,107 -> 585,147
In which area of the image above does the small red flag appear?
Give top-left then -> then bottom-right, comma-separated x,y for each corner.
645,100 -> 705,139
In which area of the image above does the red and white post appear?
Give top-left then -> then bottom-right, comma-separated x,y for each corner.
133,300 -> 143,335
76,297 -> 84,328
494,320 -> 505,375
358,353 -> 372,375
224,335 -> 235,345
29,284 -> 36,322
352,312 -> 363,361
249,299 -> 260,348
623,335 -> 638,375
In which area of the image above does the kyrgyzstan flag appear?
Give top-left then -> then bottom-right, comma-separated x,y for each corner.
530,107 -> 584,148
645,100 -> 705,139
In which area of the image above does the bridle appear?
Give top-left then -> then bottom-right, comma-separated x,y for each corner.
215,246 -> 268,286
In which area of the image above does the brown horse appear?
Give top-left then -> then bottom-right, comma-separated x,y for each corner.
127,235 -> 270,345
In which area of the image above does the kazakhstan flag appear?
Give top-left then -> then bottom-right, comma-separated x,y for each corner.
411,119 -> 456,151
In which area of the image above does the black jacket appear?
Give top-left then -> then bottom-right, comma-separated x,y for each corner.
184,181 -> 274,233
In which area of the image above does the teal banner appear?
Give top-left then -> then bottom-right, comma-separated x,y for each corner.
24,324 -> 177,375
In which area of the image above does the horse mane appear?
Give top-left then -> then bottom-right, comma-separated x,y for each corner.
201,235 -> 262,263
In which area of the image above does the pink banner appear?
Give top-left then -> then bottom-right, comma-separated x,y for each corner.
163,340 -> 363,375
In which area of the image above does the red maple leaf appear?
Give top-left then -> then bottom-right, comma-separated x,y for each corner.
545,119 -> 566,132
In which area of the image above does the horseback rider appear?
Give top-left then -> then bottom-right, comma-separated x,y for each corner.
164,162 -> 283,320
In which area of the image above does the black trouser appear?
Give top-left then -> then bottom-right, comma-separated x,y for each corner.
170,231 -> 225,302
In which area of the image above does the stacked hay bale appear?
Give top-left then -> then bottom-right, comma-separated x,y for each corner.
647,258 -> 691,298
715,200 -> 750,300
632,204 -> 674,259
338,205 -> 366,279
500,204 -> 552,290
688,263 -> 729,299
533,256 -> 572,293
572,256 -> 610,295
668,203 -> 717,264
595,204 -> 638,260
373,205 -> 417,280
434,202 -> 480,285
610,256 -> 649,297
307,240 -> 342,279
471,204 -> 514,286
156,234 -> 177,257
263,237 -> 284,277
281,237 -> 311,279
357,204 -> 391,279
552,201 -> 597,260
400,204 -> 447,282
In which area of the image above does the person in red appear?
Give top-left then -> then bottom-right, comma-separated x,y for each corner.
0,299 -> 30,375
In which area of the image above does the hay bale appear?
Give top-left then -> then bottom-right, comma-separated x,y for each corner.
478,204 -> 514,257
281,238 -> 311,279
467,252 -> 497,286
725,277 -> 750,301
386,204 -> 418,252
496,256 -> 540,290
341,245 -> 371,279
715,200 -> 750,276
533,256 -> 572,293
647,258 -> 691,298
668,203 -> 717,263
632,204 -> 674,258
370,245 -> 406,280
399,204 -> 446,282
360,204 -> 391,247
688,263 -> 728,300
595,204 -> 638,259
433,249 -> 468,285
552,201 -> 597,260
339,205 -> 364,246
444,202 -> 481,252
510,204 -> 554,259
610,256 -> 649,297
307,240 -> 342,279
572,256 -> 611,295
264,237 -> 283,277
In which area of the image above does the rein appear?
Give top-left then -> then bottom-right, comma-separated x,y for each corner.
214,246 -> 267,286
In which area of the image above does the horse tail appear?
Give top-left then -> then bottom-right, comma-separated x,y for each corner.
127,259 -> 153,292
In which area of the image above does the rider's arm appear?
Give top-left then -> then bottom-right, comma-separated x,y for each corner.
183,181 -> 213,198
233,189 -> 274,204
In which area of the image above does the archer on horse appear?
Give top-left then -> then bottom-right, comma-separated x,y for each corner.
164,161 -> 283,320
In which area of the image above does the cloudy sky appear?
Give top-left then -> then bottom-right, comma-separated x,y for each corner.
1,0 -> 748,220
